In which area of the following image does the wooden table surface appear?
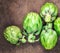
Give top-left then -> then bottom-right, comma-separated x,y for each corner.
0,0 -> 60,53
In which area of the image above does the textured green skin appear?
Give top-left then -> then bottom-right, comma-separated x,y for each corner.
40,25 -> 57,50
4,26 -> 22,44
23,12 -> 42,35
54,17 -> 60,35
40,2 -> 58,22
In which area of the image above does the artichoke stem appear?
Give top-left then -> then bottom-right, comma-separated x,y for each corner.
19,36 -> 26,43
46,23 -> 52,29
45,13 -> 51,22
35,38 -> 39,42
44,23 -> 52,30
28,34 -> 39,43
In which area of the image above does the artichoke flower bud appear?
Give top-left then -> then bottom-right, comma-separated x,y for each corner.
4,26 -> 26,45
23,12 -> 42,43
54,17 -> 60,35
40,2 -> 58,22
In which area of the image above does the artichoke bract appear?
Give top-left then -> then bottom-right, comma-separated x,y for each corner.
54,17 -> 60,35
40,24 -> 57,50
23,12 -> 42,43
40,2 -> 58,22
4,26 -> 26,45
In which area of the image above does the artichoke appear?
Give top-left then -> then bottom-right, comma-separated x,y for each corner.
4,26 -> 26,45
40,23 -> 57,50
23,12 -> 42,43
40,2 -> 58,22
54,17 -> 60,35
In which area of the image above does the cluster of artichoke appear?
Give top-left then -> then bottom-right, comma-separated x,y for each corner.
4,2 -> 60,50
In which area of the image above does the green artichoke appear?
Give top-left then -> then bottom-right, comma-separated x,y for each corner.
54,17 -> 60,35
40,23 -> 57,50
40,2 -> 58,22
4,26 -> 26,45
23,12 -> 42,43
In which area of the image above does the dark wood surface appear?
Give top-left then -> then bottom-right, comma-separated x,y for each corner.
0,0 -> 60,53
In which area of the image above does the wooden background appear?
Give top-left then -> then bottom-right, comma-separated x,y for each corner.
0,0 -> 60,53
